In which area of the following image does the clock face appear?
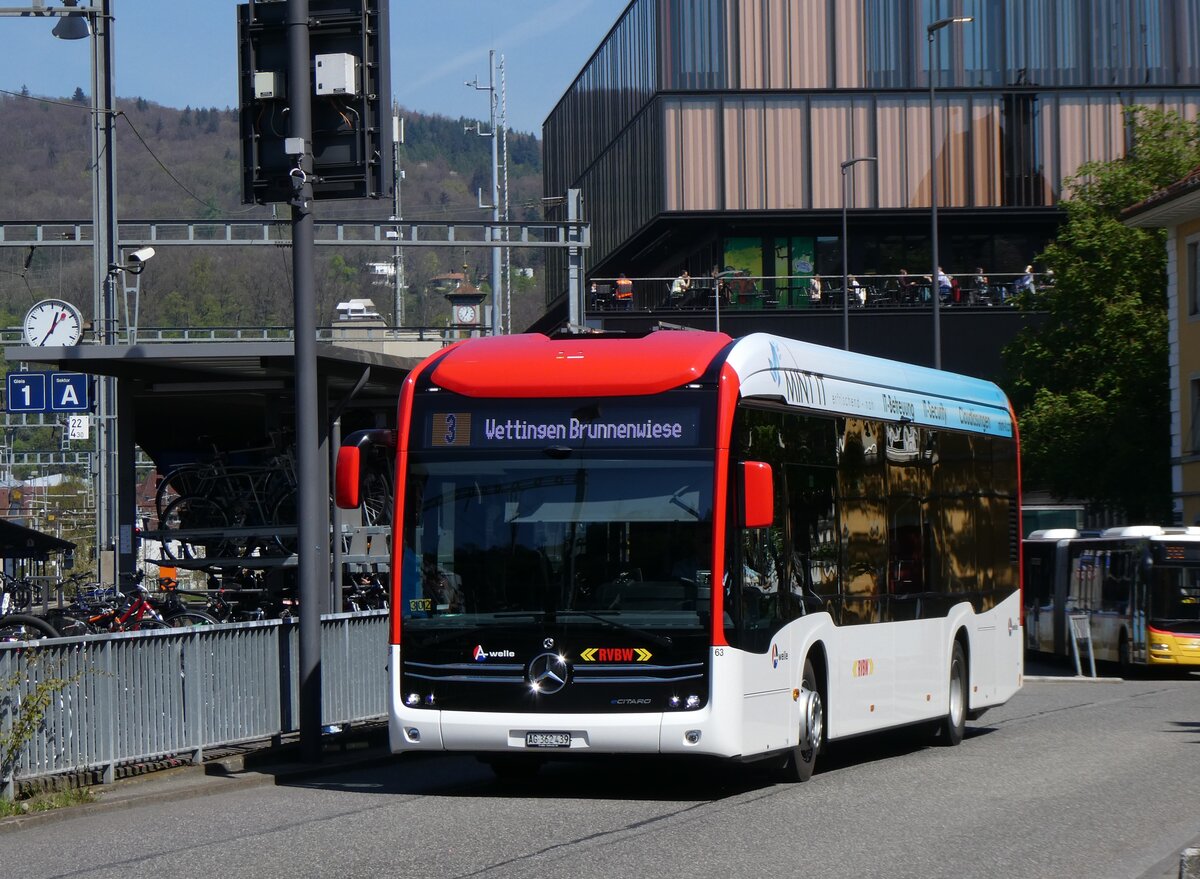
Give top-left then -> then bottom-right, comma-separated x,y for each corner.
455,304 -> 477,324
23,299 -> 83,347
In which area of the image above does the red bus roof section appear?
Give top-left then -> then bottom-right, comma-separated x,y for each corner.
428,331 -> 734,398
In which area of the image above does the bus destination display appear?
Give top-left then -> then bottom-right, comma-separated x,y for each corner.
426,405 -> 701,449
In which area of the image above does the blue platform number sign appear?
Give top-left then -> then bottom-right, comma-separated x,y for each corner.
5,372 -> 91,413
6,372 -> 48,413
50,372 -> 90,412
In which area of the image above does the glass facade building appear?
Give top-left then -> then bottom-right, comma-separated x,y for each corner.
543,0 -> 1200,305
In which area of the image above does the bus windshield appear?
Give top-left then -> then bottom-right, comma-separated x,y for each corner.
1150,566 -> 1200,629
400,453 -> 714,631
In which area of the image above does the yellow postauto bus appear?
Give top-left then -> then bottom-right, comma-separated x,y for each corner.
1023,526 -> 1200,671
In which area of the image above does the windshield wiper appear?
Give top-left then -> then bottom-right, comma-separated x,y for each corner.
557,609 -> 673,647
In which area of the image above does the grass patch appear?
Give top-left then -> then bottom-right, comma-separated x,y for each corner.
0,787 -> 95,817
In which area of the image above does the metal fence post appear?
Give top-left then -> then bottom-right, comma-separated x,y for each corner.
101,638 -> 116,786
182,630 -> 203,765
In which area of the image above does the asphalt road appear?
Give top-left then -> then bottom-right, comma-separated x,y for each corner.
4,665 -> 1200,879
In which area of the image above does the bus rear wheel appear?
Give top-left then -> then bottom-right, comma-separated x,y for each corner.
939,640 -> 967,746
781,658 -> 823,782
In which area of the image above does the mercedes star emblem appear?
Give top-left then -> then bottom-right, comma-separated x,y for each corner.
527,652 -> 570,694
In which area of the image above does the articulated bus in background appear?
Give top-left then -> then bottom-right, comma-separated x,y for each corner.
1024,526 -> 1200,672
336,331 -> 1023,780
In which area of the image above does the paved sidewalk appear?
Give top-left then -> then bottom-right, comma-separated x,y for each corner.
0,725 -> 395,834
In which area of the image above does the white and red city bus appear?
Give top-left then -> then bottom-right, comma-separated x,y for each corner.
336,330 -> 1023,780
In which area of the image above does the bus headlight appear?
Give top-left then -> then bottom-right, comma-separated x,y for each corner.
1150,642 -> 1171,652
405,692 -> 421,707
685,695 -> 701,709
668,696 -> 681,708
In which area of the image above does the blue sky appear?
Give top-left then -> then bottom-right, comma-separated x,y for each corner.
0,1 -> 630,135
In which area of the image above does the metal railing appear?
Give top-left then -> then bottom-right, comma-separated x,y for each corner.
0,325 -> 455,346
0,610 -> 387,797
588,271 -> 1049,314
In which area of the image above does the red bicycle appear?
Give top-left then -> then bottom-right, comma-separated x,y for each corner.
50,576 -> 219,636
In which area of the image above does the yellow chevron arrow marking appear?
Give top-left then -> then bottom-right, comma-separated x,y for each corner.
635,648 -> 653,662
580,647 -> 598,662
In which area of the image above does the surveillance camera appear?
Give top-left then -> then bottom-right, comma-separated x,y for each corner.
128,247 -> 155,264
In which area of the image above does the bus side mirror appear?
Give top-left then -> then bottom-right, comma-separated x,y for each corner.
742,461 -> 774,528
335,446 -> 361,509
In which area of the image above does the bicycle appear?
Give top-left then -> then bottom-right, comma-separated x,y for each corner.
152,576 -> 224,627
156,433 -> 299,560
0,613 -> 60,642
0,571 -> 43,614
0,573 -> 60,641
343,571 -> 389,612
49,572 -> 219,634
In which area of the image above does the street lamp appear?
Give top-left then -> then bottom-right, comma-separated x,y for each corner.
928,14 -> 971,370
840,155 -> 876,351
2,1 -> 119,582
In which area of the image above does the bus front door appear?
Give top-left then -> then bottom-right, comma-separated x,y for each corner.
1131,569 -> 1147,663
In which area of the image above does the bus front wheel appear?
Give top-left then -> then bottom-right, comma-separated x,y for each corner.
939,640 -> 967,746
782,658 -> 823,782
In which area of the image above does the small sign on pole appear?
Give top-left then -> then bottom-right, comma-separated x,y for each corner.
50,372 -> 90,412
6,372 -> 47,412
68,415 -> 90,440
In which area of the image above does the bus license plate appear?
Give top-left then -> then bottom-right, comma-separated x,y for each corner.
525,731 -> 571,748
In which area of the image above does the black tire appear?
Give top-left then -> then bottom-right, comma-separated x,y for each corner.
940,640 -> 967,746
163,610 -> 221,628
270,487 -> 298,555
155,466 -> 207,524
0,613 -> 60,641
161,495 -> 237,561
781,658 -> 823,782
361,468 -> 392,526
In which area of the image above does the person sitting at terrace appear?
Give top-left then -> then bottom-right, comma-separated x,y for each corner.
615,273 -> 634,310
670,270 -> 692,303
937,267 -> 953,302
848,275 -> 865,306
970,267 -> 989,305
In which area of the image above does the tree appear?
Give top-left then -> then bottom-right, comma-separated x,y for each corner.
1003,107 -> 1200,522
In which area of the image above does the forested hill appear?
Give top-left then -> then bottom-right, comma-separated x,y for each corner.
0,90 -> 548,331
